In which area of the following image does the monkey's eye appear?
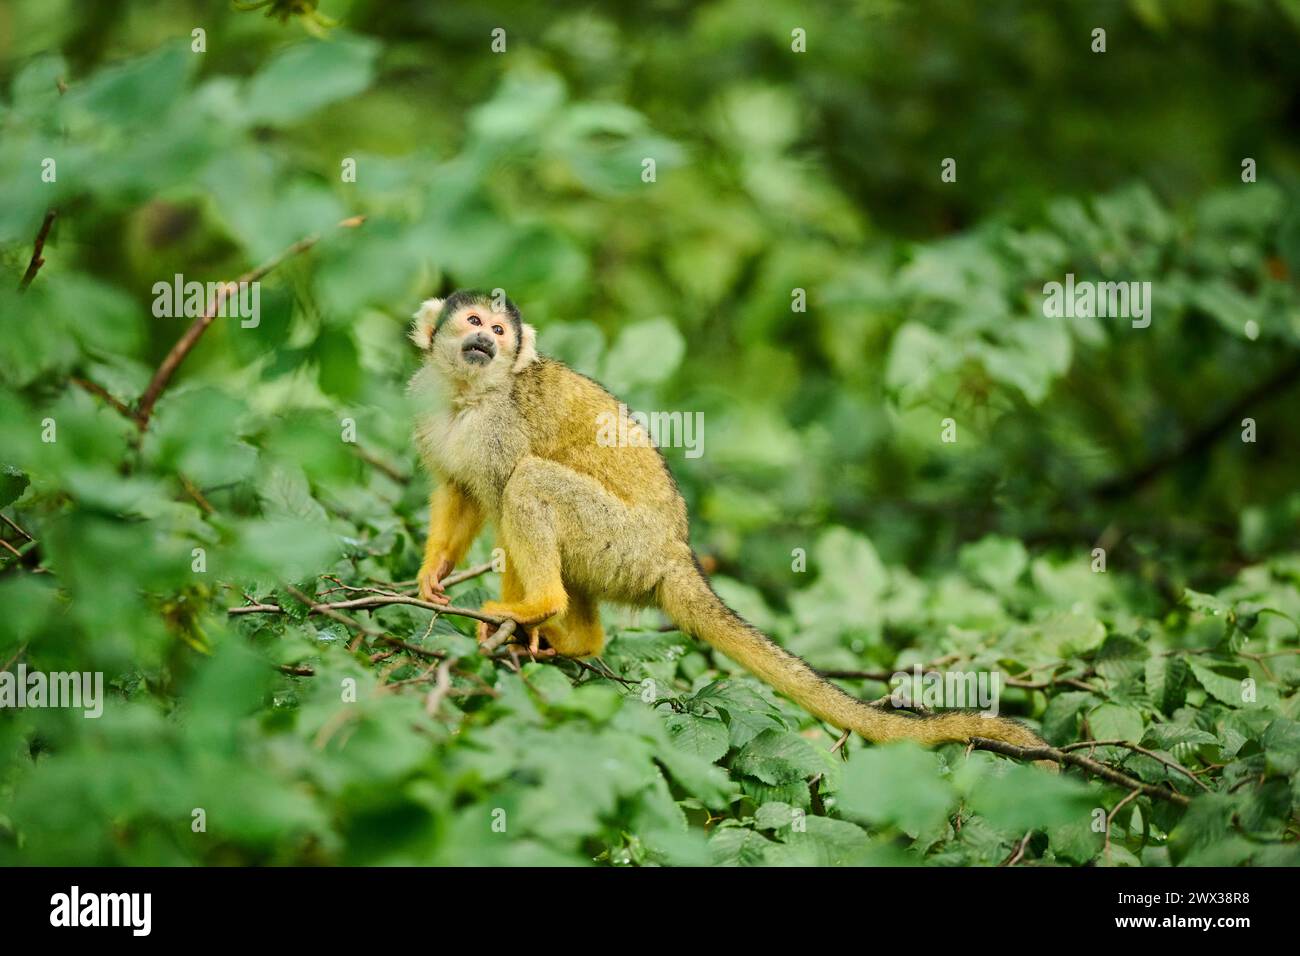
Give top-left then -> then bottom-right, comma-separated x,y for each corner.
467,315 -> 482,327
492,324 -> 505,336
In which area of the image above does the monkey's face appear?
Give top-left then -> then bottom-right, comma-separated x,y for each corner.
454,309 -> 508,366
410,294 -> 539,384
441,305 -> 514,373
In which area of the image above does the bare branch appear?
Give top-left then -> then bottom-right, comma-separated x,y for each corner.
17,210 -> 56,292
424,660 -> 454,716
1104,788 -> 1143,863
969,736 -> 1192,807
70,376 -> 135,418
0,514 -> 34,542
229,591 -> 505,627
353,445 -> 410,484
1060,739 -> 1213,792
478,619 -> 518,655
134,215 -> 365,428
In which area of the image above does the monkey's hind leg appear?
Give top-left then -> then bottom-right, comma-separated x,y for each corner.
537,592 -> 605,659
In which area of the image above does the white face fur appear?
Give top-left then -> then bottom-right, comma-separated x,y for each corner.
409,297 -> 538,387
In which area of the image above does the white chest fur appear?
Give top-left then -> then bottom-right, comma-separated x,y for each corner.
411,370 -> 525,513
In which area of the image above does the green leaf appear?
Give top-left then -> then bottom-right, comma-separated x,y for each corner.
1093,634 -> 1149,682
243,34 -> 379,126
1041,691 -> 1097,744
767,815 -> 871,866
1145,654 -> 1190,714
316,327 -> 362,400
71,43 -> 192,126
1087,703 -> 1145,743
1141,724 -> 1218,750
708,825 -> 777,866
664,713 -> 730,762
600,317 -> 685,392
731,729 -> 826,785
959,535 -> 1028,593
1188,659 -> 1249,707
0,465 -> 29,508
965,762 -> 1094,832
836,743 -> 957,836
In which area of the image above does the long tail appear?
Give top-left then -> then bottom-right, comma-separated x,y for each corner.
656,558 -> 1049,753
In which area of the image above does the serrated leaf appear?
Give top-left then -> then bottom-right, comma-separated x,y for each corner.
1188,659 -> 1249,707
836,743 -> 957,836
731,729 -> 826,785
664,712 -> 730,762
1087,703 -> 1145,743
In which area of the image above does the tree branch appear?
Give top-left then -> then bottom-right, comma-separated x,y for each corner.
478,619 -> 517,655
229,591 -> 506,627
133,215 -> 365,428
1060,738 -> 1213,792
71,376 -> 135,418
17,210 -> 56,292
1091,353 -> 1300,500
969,737 -> 1192,807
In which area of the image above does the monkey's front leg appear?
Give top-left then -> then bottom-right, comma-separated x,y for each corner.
476,460 -> 569,643
417,482 -> 484,604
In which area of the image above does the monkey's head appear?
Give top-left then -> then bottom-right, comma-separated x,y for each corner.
409,289 -> 538,382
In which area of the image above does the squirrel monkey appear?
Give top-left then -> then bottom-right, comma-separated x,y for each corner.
408,290 -> 1048,755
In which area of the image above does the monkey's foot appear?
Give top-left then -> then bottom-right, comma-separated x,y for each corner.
479,600 -> 564,628
476,618 -> 556,657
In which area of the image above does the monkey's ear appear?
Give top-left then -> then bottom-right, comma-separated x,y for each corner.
409,297 -> 444,350
513,323 -> 539,372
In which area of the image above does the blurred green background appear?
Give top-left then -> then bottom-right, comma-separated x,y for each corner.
1,0 -> 1298,867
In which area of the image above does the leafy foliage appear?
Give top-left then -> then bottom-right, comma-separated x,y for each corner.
1,0 -> 1299,866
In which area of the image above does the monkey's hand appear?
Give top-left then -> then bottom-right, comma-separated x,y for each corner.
417,555 -> 454,605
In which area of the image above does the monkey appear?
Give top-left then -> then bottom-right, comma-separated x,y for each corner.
407,290 -> 1051,758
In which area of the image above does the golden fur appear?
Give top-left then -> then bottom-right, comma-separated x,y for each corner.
408,292 -> 1050,757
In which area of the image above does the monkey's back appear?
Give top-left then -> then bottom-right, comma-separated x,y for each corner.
511,358 -> 689,543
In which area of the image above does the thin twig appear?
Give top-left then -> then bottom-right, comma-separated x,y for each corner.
178,474 -> 215,515
969,737 -> 1191,807
134,215 -> 365,428
1104,789 -> 1142,864
424,660 -> 454,716
479,619 -> 518,655
385,561 -> 496,593
378,635 -> 447,659
999,830 -> 1034,867
70,376 -> 135,418
1060,739 -> 1213,792
283,584 -> 386,639
229,592 -> 505,627
437,562 -> 495,589
821,666 -> 1099,695
353,445 -> 410,484
17,210 -> 56,292
0,514 -> 34,541
1,644 -> 27,672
